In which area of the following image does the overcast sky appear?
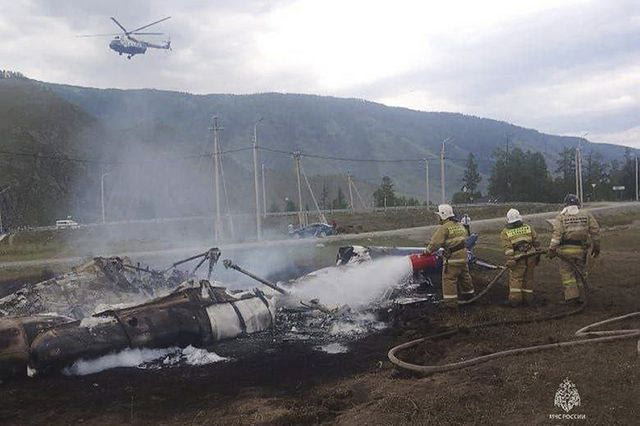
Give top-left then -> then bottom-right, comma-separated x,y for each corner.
1,0 -> 639,148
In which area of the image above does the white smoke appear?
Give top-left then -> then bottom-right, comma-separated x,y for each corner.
165,345 -> 227,366
316,343 -> 348,354
288,256 -> 412,309
62,346 -> 227,376
63,347 -> 177,376
329,312 -> 386,336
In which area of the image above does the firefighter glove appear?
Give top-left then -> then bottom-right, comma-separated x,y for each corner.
505,259 -> 516,269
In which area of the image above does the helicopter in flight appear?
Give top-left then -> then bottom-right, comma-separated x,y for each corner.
79,16 -> 172,59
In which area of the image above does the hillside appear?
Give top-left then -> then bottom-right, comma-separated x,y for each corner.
0,75 -> 631,227
0,77 -> 108,226
46,82 -> 628,197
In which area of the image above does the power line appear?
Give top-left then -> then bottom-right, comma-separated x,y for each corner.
0,147 -> 253,165
0,149 -> 103,164
218,147 -> 254,156
258,146 -> 447,163
0,144 -> 469,167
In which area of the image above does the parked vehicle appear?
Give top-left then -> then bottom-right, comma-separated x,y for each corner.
288,222 -> 336,239
55,219 -> 79,229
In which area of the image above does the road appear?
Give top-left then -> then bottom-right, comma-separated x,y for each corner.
2,202 -> 638,270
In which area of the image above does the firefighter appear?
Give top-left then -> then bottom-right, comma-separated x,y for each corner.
500,209 -> 540,306
426,204 -> 474,307
548,194 -> 600,303
460,214 -> 472,236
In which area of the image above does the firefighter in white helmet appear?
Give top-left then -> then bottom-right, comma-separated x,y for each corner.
548,194 -> 600,303
499,208 -> 540,306
426,204 -> 474,307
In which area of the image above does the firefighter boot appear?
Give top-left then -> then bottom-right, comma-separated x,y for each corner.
508,260 -> 526,306
522,256 -> 536,305
558,247 -> 586,302
441,264 -> 460,308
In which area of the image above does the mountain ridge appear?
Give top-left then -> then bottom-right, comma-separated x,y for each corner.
0,74 -> 632,226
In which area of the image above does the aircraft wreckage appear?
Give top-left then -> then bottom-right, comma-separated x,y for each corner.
1,235 -> 498,379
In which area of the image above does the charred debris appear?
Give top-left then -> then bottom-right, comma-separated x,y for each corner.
0,245 -> 452,379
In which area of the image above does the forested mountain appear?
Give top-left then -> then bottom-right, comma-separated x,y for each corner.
0,76 -> 108,225
0,73 -> 633,227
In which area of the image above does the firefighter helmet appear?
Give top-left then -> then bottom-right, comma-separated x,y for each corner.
435,204 -> 455,220
506,208 -> 522,224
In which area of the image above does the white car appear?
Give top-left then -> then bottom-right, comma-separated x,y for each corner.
55,219 -> 79,229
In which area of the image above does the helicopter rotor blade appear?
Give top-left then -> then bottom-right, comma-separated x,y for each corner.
110,17 -> 129,34
129,32 -> 164,35
76,33 -> 122,38
129,16 -> 171,34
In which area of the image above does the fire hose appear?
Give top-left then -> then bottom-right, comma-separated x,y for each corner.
388,252 -> 640,375
458,250 -> 548,306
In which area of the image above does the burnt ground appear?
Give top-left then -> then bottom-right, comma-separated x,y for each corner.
1,219 -> 639,425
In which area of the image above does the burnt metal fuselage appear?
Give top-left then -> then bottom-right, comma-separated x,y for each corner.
27,282 -> 275,374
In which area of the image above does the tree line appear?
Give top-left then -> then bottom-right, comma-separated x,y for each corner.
450,147 -> 638,203
372,176 -> 421,207
372,147 -> 638,206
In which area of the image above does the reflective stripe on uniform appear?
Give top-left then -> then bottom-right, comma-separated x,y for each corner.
509,288 -> 522,293
442,294 -> 458,299
446,223 -> 467,238
447,258 -> 467,264
559,246 -> 584,254
460,289 -> 475,295
505,225 -> 532,239
562,278 -> 577,286
521,289 -> 533,293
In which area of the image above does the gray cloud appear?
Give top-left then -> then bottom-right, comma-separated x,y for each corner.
1,0 -> 638,147
347,1 -> 640,144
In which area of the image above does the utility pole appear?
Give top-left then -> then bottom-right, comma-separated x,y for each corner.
575,146 -> 584,203
261,163 -> 267,218
440,139 -> 447,204
574,134 -> 584,202
575,148 -> 579,199
211,116 -> 223,241
636,154 -> 640,201
578,148 -> 584,202
293,151 -> 304,226
100,168 -> 110,224
424,159 -> 430,208
253,118 -> 263,240
347,174 -> 354,212
0,185 -> 10,234
505,133 -> 511,202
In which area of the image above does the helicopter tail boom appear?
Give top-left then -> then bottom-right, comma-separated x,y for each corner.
138,39 -> 171,50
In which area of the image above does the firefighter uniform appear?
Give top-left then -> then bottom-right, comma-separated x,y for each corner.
549,206 -> 600,302
426,218 -> 474,306
500,223 -> 540,304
